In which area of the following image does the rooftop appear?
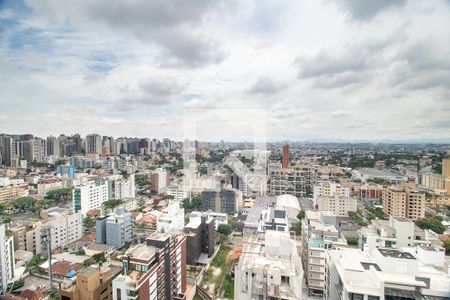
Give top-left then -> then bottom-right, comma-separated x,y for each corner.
377,248 -> 416,260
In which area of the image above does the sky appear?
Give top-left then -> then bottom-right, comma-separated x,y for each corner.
0,0 -> 450,142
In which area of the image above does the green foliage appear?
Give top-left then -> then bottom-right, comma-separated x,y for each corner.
443,240 -> 450,254
292,222 -> 302,235
346,236 -> 358,247
217,224 -> 232,236
83,216 -> 96,233
44,188 -> 73,200
93,252 -> 107,264
297,210 -> 305,220
135,174 -> 150,187
73,249 -> 86,256
0,202 -> 5,215
103,199 -> 124,210
7,279 -> 24,291
12,196 -> 36,211
183,196 -> 202,211
348,210 -> 368,227
223,274 -> 234,298
1,216 -> 12,224
347,156 -> 376,169
416,217 -> 445,234
26,255 -> 47,274
366,206 -> 386,220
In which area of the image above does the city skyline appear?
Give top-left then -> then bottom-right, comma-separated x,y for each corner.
1,0 -> 450,141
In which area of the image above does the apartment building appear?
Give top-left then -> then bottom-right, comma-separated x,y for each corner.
202,188 -> 242,215
151,168 -> 169,193
313,182 -> 351,206
269,166 -> 314,198
73,180 -> 110,215
0,224 -> 15,295
112,233 -> 187,300
316,196 -> 357,217
60,266 -> 122,300
382,185 -> 425,220
183,213 -> 215,265
359,216 -> 441,254
156,201 -> 185,234
302,211 -> 347,297
109,174 -> 136,199
421,172 -> 447,192
37,178 -> 63,196
96,207 -> 133,250
234,230 -> 303,300
189,211 -> 227,230
325,247 -> 450,300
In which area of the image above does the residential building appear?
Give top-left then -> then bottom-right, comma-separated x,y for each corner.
422,172 -> 447,192
269,165 -> 314,198
313,182 -> 350,207
234,230 -> 303,300
156,201 -> 185,233
382,185 -> 426,220
163,185 -> 191,202
316,196 -> 357,217
443,152 -> 450,179
60,266 -> 123,300
37,178 -> 63,196
0,181 -> 29,201
183,213 -> 215,265
85,134 -> 102,154
96,207 -> 132,250
24,208 -> 84,255
109,174 -> 135,199
325,247 -> 450,300
0,224 -> 15,295
151,168 -> 169,193
302,211 -> 347,297
112,233 -> 187,300
73,180 -> 110,215
275,194 -> 301,224
243,196 -> 277,235
202,188 -> 241,215
189,211 -> 227,230
359,216 -> 442,254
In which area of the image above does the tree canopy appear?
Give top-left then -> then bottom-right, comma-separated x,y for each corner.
217,224 -> 232,236
416,217 -> 445,234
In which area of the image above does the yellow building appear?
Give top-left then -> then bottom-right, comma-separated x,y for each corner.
382,186 -> 425,220
443,152 -> 450,178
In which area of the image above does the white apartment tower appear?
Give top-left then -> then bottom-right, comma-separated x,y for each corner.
73,180 -> 109,214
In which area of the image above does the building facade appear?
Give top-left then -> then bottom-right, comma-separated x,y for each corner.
96,207 -> 133,250
73,180 -> 110,215
382,186 -> 425,220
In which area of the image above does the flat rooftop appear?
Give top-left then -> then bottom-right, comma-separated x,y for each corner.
378,248 -> 416,260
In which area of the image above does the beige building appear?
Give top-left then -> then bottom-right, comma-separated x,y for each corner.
443,152 -> 450,179
316,196 -> 357,217
382,186 -> 425,220
422,172 -> 447,192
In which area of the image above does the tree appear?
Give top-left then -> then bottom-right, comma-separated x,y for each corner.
443,240 -> 450,254
346,237 -> 358,247
83,217 -> 96,233
12,197 -> 36,211
0,203 -> 5,215
217,224 -> 232,236
93,252 -> 107,264
297,211 -> 305,220
103,199 -> 124,211
182,196 -> 202,211
416,217 -> 445,234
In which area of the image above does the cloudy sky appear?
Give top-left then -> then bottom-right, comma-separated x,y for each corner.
1,0 -> 450,142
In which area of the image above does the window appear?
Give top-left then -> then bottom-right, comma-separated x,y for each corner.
116,289 -> 121,300
350,293 -> 363,300
368,296 -> 380,300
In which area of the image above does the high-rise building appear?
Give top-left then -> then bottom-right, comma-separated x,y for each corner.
202,188 -> 241,215
73,180 -> 110,215
112,233 -> 187,300
85,134 -> 102,154
156,201 -> 185,234
359,216 -> 442,254
235,230 -> 303,300
0,224 -> 15,295
302,211 -> 347,297
269,164 -> 314,198
443,152 -> 450,179
46,135 -> 60,157
96,207 -> 133,250
151,168 -> 169,193
382,185 -> 426,220
325,247 -> 450,300
282,144 -> 289,168
109,174 -> 135,199
316,196 -> 357,217
313,182 -> 351,206
183,212 -> 215,265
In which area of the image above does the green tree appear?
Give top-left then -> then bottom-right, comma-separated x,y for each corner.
12,197 -> 36,211
443,240 -> 450,254
217,224 -> 232,236
0,203 -> 5,215
93,252 -> 107,264
346,237 -> 358,247
297,211 -> 305,220
103,199 -> 124,211
83,217 -> 96,233
416,217 -> 445,234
